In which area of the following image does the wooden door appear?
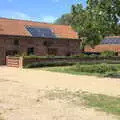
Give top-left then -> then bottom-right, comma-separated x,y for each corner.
0,47 -> 5,65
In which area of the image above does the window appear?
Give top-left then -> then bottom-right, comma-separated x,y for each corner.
27,47 -> 34,55
14,39 -> 19,46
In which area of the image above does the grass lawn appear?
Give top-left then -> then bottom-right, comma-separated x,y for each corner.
44,89 -> 120,116
43,66 -> 102,76
42,64 -> 120,78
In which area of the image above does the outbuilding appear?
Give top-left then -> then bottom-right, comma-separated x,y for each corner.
0,18 -> 81,65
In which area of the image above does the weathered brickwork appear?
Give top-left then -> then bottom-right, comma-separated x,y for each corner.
0,35 -> 81,65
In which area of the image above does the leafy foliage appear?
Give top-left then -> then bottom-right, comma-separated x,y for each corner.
55,14 -> 73,25
24,62 -> 74,68
72,0 -> 120,50
100,51 -> 116,57
73,63 -> 118,74
55,0 -> 120,51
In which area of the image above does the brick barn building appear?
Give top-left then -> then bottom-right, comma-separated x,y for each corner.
85,36 -> 120,55
0,18 -> 81,65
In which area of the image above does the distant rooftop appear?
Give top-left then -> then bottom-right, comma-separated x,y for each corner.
101,36 -> 120,44
85,36 -> 120,53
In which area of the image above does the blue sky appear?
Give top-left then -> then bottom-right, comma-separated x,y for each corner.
0,0 -> 86,23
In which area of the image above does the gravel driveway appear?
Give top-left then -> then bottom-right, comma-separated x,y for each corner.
0,66 -> 120,120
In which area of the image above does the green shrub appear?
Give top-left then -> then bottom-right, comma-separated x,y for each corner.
24,62 -> 74,68
89,54 -> 99,58
72,53 -> 92,58
72,63 -> 118,74
104,72 -> 120,78
23,55 -> 70,59
100,51 -> 116,58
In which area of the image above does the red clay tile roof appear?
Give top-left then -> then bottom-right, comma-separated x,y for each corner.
85,45 -> 120,52
0,18 -> 78,39
85,36 -> 120,53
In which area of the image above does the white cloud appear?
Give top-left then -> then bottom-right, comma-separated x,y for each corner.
10,12 -> 32,20
0,10 -> 57,23
0,10 -> 32,20
41,16 -> 57,23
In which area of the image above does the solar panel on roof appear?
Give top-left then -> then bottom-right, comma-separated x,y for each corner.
101,37 -> 120,44
25,26 -> 56,38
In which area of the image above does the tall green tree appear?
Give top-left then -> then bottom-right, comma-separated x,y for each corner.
55,14 -> 72,25
72,4 -> 103,51
87,0 -> 120,35
71,0 -> 120,51
55,0 -> 120,51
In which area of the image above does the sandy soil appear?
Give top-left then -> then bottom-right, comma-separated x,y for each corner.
0,66 -> 120,120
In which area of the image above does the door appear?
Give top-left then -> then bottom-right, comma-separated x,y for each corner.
0,47 -> 5,65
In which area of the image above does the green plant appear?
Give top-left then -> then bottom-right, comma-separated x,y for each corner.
100,51 -> 116,58
73,63 -> 118,74
89,54 -> 98,58
81,93 -> 120,116
72,53 -> 90,58
24,62 -> 74,68
104,72 -> 120,78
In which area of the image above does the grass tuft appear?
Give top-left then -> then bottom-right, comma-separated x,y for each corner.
43,89 -> 120,116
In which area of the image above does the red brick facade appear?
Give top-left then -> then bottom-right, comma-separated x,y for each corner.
0,35 -> 81,65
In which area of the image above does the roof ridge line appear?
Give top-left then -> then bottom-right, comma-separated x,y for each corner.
0,17 -> 71,27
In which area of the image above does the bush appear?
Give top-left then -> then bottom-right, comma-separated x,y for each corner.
72,63 -> 118,74
24,62 -> 74,68
104,72 -> 120,78
23,55 -> 70,59
72,53 -> 94,58
100,51 -> 116,58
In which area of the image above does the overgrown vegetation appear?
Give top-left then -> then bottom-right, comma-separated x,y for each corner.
23,51 -> 117,59
44,63 -> 120,78
43,89 -> 120,116
100,51 -> 116,58
72,63 -> 118,74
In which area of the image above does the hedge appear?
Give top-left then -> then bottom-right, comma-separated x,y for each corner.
24,62 -> 74,68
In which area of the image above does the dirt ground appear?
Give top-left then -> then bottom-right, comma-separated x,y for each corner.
0,66 -> 120,120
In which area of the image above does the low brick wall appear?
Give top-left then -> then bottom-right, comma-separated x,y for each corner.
6,56 -> 120,68
23,57 -> 97,65
6,56 -> 23,68
23,57 -> 120,65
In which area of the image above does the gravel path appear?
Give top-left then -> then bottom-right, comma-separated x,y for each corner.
0,66 -> 120,120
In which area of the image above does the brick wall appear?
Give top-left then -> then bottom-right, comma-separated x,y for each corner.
0,35 -> 81,65
6,56 -> 120,68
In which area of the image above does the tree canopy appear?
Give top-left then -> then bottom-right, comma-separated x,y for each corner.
54,0 -> 120,50
55,14 -> 72,25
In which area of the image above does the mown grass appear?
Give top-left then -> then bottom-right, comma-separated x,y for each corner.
43,89 -> 120,116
